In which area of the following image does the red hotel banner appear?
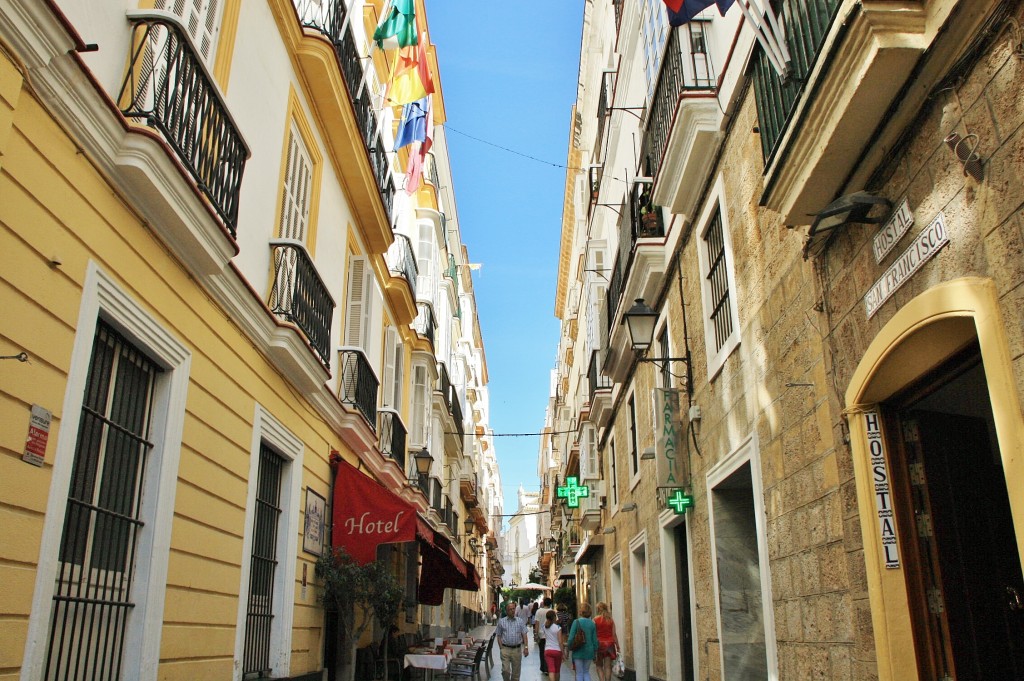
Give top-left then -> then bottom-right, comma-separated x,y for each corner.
332,458 -> 416,564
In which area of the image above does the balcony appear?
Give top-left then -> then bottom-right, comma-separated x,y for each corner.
580,482 -> 604,532
287,0 -> 395,248
460,473 -> 479,507
588,349 -> 613,427
377,408 -> 407,471
437,362 -> 452,412
119,13 -> 249,235
338,348 -> 378,428
384,233 -> 418,324
752,0 -> 965,225
605,180 -> 666,333
413,303 -> 436,346
449,387 -> 465,447
268,240 -> 335,367
430,477 -> 444,516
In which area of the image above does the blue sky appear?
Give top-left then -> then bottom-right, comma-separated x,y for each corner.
427,2 -> 583,513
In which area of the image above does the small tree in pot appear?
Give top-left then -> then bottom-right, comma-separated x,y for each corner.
316,548 -> 405,681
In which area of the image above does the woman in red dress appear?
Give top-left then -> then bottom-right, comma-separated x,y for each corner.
593,602 -> 619,681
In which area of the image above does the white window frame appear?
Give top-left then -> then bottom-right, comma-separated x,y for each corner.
21,262 -> 191,681
233,405 -> 304,680
628,391 -> 642,490
706,432 -> 778,681
695,175 -> 741,380
658,508 -> 700,681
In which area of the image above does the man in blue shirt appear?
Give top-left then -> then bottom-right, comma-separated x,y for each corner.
495,601 -> 529,681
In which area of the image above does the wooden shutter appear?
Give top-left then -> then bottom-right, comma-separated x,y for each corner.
157,0 -> 221,63
279,126 -> 312,242
382,328 -> 397,407
345,256 -> 372,349
393,337 -> 404,411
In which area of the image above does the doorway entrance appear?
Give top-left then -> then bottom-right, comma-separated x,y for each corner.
889,347 -> 1024,680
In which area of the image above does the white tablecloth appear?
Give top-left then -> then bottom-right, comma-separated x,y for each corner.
403,652 -> 451,670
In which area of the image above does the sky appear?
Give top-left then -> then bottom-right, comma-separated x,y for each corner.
426,2 -> 584,513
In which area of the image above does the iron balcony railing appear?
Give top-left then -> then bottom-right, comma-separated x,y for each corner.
437,362 -> 452,412
291,0 -> 394,217
377,408 -> 407,470
446,253 -> 458,282
639,23 -> 716,185
444,497 -> 453,531
416,472 -> 430,498
430,477 -> 444,514
605,181 -> 663,328
268,240 -> 335,367
425,152 -> 441,188
595,70 -> 615,157
612,0 -> 623,31
386,233 -> 418,299
339,348 -> 378,428
588,349 -> 612,397
605,253 -> 623,335
119,13 -> 249,235
413,303 -> 436,346
752,0 -> 842,162
450,387 -> 465,444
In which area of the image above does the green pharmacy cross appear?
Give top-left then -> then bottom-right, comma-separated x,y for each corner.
667,489 -> 694,515
557,477 -> 590,508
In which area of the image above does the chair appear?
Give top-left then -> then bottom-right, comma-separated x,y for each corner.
446,643 -> 486,680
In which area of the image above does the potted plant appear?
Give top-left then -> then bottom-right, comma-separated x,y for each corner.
639,201 -> 661,237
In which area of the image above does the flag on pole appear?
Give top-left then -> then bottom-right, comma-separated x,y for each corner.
373,0 -> 418,50
405,96 -> 434,195
395,97 -> 430,150
663,0 -> 734,27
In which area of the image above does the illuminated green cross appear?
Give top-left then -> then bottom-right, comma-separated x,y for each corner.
667,489 -> 694,515
557,477 -> 590,508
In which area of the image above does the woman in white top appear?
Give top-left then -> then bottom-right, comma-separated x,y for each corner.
542,609 -> 565,681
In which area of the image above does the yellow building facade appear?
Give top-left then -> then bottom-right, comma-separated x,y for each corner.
0,1 -> 499,679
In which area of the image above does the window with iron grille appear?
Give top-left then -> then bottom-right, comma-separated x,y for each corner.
45,321 -> 160,681
243,444 -> 285,678
629,395 -> 640,478
657,326 -> 672,388
704,207 -> 733,353
609,438 -> 619,508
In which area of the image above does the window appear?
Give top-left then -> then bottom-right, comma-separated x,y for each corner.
609,438 -> 619,508
657,325 -> 672,389
46,322 -> 160,680
410,363 -> 429,447
242,444 -> 285,677
279,124 -> 313,244
629,395 -> 640,479
696,178 -> 740,378
580,424 -> 599,481
344,255 -> 374,350
381,327 -> 403,409
416,220 -> 436,304
156,0 -> 222,64
24,265 -> 190,681
234,406 -> 303,681
640,0 -> 669,98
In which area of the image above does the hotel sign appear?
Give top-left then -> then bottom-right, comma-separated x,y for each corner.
872,198 -> 914,263
864,411 -> 900,569
865,212 -> 948,319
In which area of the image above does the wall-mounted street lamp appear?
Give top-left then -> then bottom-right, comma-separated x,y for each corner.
546,537 -> 558,553
409,447 -> 433,485
622,299 -> 692,390
803,191 -> 892,259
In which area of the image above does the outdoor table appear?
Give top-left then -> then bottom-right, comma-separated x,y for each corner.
403,651 -> 452,681
446,644 -> 467,655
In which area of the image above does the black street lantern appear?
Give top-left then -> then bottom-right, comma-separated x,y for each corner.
623,298 -> 658,352
410,447 -> 433,484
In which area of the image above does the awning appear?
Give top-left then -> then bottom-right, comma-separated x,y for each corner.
417,516 -> 480,606
332,458 -> 416,564
558,562 -> 577,579
575,534 -> 604,565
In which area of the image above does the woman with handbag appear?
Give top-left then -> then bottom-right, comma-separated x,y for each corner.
593,602 -> 619,681
566,602 -> 598,681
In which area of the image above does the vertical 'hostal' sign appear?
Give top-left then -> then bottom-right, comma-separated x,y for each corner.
864,411 -> 900,569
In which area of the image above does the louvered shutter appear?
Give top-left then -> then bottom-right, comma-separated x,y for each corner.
584,425 -> 599,480
393,338 -> 404,410
411,365 -> 428,445
345,256 -> 372,349
382,328 -> 397,407
157,0 -> 221,64
416,221 -> 434,303
280,126 -> 312,242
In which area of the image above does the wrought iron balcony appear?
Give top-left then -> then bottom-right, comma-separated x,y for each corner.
119,13 -> 249,235
752,0 -> 840,163
605,255 -> 623,335
416,472 -> 430,498
413,303 -> 436,346
430,477 -> 444,514
291,0 -> 393,216
378,408 -> 407,470
450,387 -> 465,444
386,234 -> 418,299
444,497 -> 454,531
638,23 -> 716,185
451,510 -> 459,537
595,70 -> 615,158
588,349 -> 612,397
612,0 -> 623,31
437,362 -> 452,411
268,240 -> 335,367
339,348 -> 378,428
425,152 -> 441,189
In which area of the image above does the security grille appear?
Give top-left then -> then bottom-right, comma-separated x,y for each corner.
243,444 -> 284,677
45,321 -> 159,681
704,208 -> 733,352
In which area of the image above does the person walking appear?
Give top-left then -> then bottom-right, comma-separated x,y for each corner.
592,602 -> 619,681
542,609 -> 566,681
496,601 -> 530,681
534,598 -> 553,676
566,602 -> 598,681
